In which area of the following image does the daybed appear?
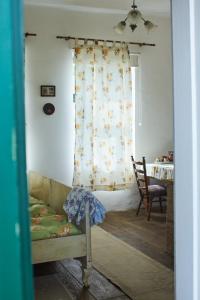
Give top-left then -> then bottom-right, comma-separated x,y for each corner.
28,171 -> 92,286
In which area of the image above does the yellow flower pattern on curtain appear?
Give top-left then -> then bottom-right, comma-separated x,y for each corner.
73,43 -> 134,191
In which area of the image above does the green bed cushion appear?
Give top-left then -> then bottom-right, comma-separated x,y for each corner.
31,221 -> 81,241
29,195 -> 81,241
32,214 -> 67,226
31,225 -> 51,240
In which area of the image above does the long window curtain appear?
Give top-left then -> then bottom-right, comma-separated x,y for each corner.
73,42 -> 134,191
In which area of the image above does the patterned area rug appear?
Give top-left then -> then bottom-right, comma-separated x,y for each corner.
92,226 -> 174,300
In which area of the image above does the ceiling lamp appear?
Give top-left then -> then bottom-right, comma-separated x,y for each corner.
114,0 -> 157,34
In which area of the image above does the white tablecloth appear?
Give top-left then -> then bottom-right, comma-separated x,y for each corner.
146,163 -> 174,181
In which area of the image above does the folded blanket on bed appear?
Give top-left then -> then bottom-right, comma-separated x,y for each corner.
63,187 -> 106,226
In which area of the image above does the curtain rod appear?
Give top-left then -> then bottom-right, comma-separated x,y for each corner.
56,35 -> 155,47
25,32 -> 37,38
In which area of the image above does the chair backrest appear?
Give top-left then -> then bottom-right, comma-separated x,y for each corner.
131,156 -> 149,198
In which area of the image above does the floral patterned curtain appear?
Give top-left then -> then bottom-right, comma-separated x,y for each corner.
73,42 -> 134,191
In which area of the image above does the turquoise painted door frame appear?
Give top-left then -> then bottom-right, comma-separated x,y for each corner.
0,1 -> 33,299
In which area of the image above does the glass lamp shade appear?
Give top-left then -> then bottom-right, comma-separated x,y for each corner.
127,9 -> 142,24
114,21 -> 126,34
130,24 -> 137,32
144,20 -> 157,32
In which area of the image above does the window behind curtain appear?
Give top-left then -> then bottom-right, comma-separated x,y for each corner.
72,43 -> 135,191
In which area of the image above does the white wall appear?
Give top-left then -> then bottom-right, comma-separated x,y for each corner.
25,5 -> 173,211
172,0 -> 200,299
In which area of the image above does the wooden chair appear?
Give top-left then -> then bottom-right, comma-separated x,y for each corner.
131,156 -> 166,221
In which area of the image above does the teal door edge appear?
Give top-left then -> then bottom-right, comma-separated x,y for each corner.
0,1 -> 34,299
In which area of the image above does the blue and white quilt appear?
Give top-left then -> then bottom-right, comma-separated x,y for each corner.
63,187 -> 106,226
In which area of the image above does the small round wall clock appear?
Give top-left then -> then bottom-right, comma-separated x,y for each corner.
43,103 -> 55,115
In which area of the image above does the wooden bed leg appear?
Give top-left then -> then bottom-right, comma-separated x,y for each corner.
84,201 -> 92,287
79,254 -> 92,287
79,201 -> 92,287
78,256 -> 91,287
82,267 -> 90,288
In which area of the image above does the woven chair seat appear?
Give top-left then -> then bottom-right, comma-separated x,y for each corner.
148,185 -> 166,196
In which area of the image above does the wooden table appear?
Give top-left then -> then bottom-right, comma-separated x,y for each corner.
146,163 -> 174,256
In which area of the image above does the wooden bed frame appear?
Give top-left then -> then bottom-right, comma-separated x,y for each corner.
29,171 -> 92,286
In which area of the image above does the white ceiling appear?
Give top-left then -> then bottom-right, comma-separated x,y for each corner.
25,0 -> 170,16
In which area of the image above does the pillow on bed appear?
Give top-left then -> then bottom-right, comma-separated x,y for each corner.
29,196 -> 45,206
29,204 -> 56,217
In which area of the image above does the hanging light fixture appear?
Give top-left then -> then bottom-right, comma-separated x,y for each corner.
114,0 -> 157,34
114,20 -> 127,34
